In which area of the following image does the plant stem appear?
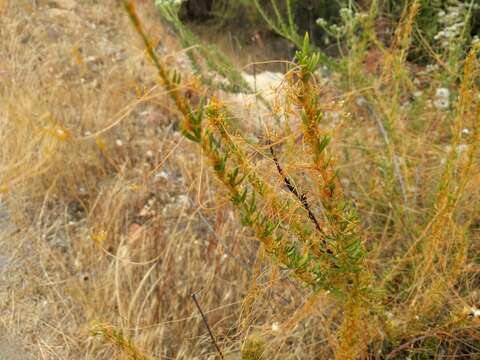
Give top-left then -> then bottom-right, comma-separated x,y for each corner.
192,292 -> 225,360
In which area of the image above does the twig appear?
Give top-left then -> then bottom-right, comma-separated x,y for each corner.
266,139 -> 325,235
266,139 -> 338,260
386,335 -> 429,359
191,292 -> 225,360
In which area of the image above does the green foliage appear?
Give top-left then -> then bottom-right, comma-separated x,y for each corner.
126,9 -> 368,296
252,0 -> 337,69
242,334 -> 266,360
157,3 -> 251,93
177,0 -> 480,67
90,321 -> 151,360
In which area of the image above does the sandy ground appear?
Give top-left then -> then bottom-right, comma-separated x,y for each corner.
0,203 -> 32,359
0,336 -> 32,360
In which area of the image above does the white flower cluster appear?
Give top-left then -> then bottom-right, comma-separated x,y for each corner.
316,7 -> 368,44
434,1 -> 480,49
433,87 -> 450,110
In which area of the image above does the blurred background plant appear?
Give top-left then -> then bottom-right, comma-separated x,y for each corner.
166,0 -> 480,63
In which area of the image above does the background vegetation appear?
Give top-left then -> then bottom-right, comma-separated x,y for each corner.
177,0 -> 480,59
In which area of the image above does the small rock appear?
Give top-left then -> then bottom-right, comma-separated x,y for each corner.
355,96 -> 367,107
242,71 -> 283,99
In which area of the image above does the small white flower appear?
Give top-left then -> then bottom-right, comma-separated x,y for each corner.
462,128 -> 470,135
155,171 -> 169,181
115,139 -> 123,147
330,24 -> 342,33
176,195 -> 189,207
339,7 -> 353,20
316,17 -> 327,27
271,322 -> 280,332
435,87 -> 450,99
433,98 -> 449,110
146,150 -> 154,158
468,307 -> 480,319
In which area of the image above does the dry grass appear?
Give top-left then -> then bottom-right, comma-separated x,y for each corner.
0,0 -> 479,359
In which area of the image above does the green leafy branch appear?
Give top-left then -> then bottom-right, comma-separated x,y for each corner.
124,2 -> 368,297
